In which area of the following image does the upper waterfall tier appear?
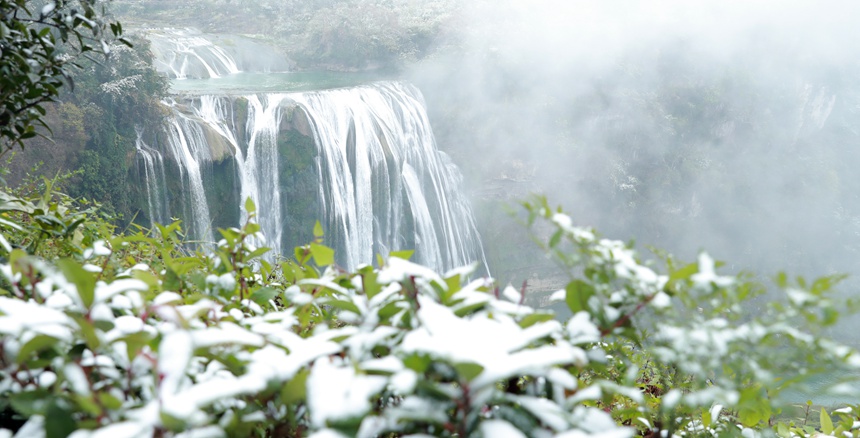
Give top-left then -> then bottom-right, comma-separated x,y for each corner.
145,28 -> 291,80
134,82 -> 487,273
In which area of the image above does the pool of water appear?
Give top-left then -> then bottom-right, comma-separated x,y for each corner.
169,71 -> 396,95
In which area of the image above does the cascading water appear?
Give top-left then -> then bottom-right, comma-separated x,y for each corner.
289,82 -> 486,270
147,29 -> 240,79
135,30 -> 487,273
134,131 -> 170,227
161,106 -> 215,244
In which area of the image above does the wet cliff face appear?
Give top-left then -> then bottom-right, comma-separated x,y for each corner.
135,95 -> 320,248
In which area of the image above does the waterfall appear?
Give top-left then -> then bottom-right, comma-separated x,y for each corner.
243,95 -> 288,252
134,130 -> 170,227
289,82 -> 486,270
147,29 -> 240,79
161,104 -> 215,244
141,82 -> 486,272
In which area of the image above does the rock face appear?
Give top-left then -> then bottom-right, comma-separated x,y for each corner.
132,83 -> 487,273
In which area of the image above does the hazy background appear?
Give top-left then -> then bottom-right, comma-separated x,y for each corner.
409,0 -> 860,289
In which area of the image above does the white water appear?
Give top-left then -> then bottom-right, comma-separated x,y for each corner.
137,30 -> 486,272
134,130 -> 170,227
289,82 -> 486,270
162,105 -> 214,244
147,29 -> 240,80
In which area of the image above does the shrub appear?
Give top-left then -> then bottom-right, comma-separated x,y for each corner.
0,190 -> 857,437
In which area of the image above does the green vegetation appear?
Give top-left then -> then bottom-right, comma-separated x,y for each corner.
0,0 -> 126,153
0,186 -> 858,436
3,2 -> 860,436
7,34 -> 169,223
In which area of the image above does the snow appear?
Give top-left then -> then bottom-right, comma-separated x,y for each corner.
480,420 -> 527,438
83,263 -> 103,273
70,422 -> 153,438
513,395 -> 570,430
691,253 -> 733,288
307,430 -> 349,438
37,371 -> 56,388
566,311 -> 600,344
389,369 -> 418,393
662,389 -> 682,410
83,240 -> 111,260
650,291 -> 671,309
63,363 -> 90,395
307,359 -> 387,427
158,331 -> 193,399
377,257 -> 445,287
0,297 -> 74,342
205,273 -> 236,292
190,322 -> 264,348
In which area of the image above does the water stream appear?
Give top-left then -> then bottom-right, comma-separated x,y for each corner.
134,29 -> 487,273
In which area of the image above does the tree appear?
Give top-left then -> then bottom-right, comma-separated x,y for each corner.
0,0 -> 125,155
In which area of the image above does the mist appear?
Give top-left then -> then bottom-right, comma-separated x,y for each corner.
408,0 -> 860,286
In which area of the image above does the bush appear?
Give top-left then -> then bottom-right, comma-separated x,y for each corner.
0,190 -> 858,437
0,0 -> 125,153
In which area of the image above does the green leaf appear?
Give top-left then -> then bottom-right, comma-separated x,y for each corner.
295,245 -> 311,266
360,267 -> 381,299
132,269 -> 162,290
163,268 -> 181,292
309,243 -> 335,267
97,392 -> 123,411
250,287 -> 279,306
702,409 -> 712,428
565,280 -> 595,314
737,387 -> 771,427
377,302 -> 402,321
454,301 -> 485,317
454,362 -> 484,382
9,390 -> 50,416
313,221 -> 324,239
548,229 -> 562,248
776,422 -> 790,438
776,272 -> 788,288
821,408 -> 833,435
403,354 -> 431,373
441,274 -> 461,303
518,312 -> 555,328
282,369 -> 309,404
244,197 -> 256,214
247,247 -> 271,261
389,250 -> 415,261
57,258 -> 95,308
17,334 -> 60,365
72,315 -> 100,350
325,298 -> 361,315
667,262 -> 698,291
45,400 -> 76,438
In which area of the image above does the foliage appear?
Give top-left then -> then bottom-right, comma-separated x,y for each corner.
0,0 -> 126,154
6,33 -> 170,222
0,189 -> 857,437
